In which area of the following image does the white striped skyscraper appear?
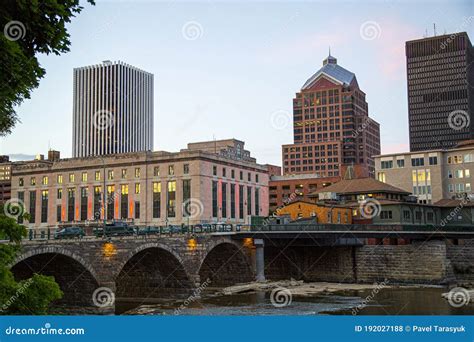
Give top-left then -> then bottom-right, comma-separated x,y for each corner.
72,61 -> 154,157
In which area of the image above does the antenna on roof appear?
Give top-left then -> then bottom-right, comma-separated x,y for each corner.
433,23 -> 437,36
328,46 -> 331,56
423,28 -> 428,38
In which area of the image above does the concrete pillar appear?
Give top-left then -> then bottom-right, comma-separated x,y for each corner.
254,238 -> 265,282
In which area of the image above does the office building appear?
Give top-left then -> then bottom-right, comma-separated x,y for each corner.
72,60 -> 154,157
282,54 -> 380,177
406,32 -> 474,151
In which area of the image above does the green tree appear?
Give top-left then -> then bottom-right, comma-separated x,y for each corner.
0,204 -> 63,315
0,0 -> 94,136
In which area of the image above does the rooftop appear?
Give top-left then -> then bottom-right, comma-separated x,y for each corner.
309,177 -> 410,196
301,54 -> 356,90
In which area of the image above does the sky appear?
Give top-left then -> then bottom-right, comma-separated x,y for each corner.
1,0 -> 473,166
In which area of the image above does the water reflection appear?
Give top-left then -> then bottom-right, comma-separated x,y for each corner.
115,288 -> 474,315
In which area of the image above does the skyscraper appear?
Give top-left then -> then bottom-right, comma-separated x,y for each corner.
282,54 -> 380,177
406,32 -> 474,151
72,61 -> 154,157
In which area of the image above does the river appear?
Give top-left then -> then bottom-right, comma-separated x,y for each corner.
113,287 -> 474,315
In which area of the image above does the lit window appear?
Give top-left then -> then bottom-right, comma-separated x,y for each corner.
82,172 -> 87,182
153,166 -> 160,176
19,178 -> 24,186
95,171 -> 101,181
168,165 -> 174,175
57,175 -> 63,184
69,174 -> 74,183
108,170 -> 114,180
121,184 -> 128,195
121,169 -> 127,178
135,168 -> 140,178
42,176 -> 48,185
31,177 -> 36,185
135,183 -> 140,194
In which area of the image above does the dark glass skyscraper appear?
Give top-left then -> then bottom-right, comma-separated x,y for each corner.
406,32 -> 474,151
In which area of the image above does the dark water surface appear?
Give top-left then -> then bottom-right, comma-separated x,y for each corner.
115,287 -> 474,315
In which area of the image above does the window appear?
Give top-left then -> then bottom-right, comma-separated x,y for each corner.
56,205 -> 62,222
448,184 -> 454,193
17,192 -> 24,223
247,186 -> 252,215
134,202 -> 140,219
183,164 -> 189,175
93,186 -> 101,220
448,170 -> 453,178
377,172 -> 386,183
212,181 -> 218,218
396,159 -> 405,168
411,158 -> 424,167
57,175 -> 63,184
168,165 -> 175,176
255,188 -> 260,215
248,173 -> 251,182
154,166 -> 160,177
120,185 -> 128,219
106,185 -> 115,220
230,184 -> 236,218
67,188 -> 75,221
465,169 -> 470,178
57,188 -> 62,199
80,187 -> 88,221
182,180 -> 191,217
30,177 -> 36,186
429,156 -> 438,165
135,168 -> 140,178
135,183 -> 140,194
167,181 -> 176,217
464,154 -> 473,163
221,182 -> 227,218
381,160 -> 393,169
455,170 -> 464,178
231,169 -> 235,179
427,212 -> 434,222
239,185 -> 244,219
121,169 -> 127,178
19,178 -> 24,186
380,211 -> 392,220
80,172 -> 87,182
153,182 -> 161,218
415,211 -> 422,220
256,174 -> 259,183
403,210 -> 411,220
213,166 -> 217,176
42,176 -> 48,185
41,190 -> 48,223
223,168 -> 226,177
466,183 -> 472,191
239,171 -> 243,180
108,170 -> 114,180
95,171 -> 100,181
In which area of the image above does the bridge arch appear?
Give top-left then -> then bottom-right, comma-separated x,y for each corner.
11,246 -> 100,306
199,240 -> 253,286
115,242 -> 194,302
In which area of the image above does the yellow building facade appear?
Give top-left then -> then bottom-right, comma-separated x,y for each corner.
275,201 -> 352,224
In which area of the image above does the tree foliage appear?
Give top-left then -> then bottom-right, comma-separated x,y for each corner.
0,204 -> 63,315
0,0 -> 94,136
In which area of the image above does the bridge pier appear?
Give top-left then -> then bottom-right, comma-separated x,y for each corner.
254,239 -> 265,282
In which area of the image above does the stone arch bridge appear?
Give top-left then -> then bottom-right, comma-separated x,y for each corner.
9,229 -> 474,313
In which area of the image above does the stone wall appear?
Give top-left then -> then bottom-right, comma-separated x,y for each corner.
446,240 -> 474,284
355,240 -> 450,284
